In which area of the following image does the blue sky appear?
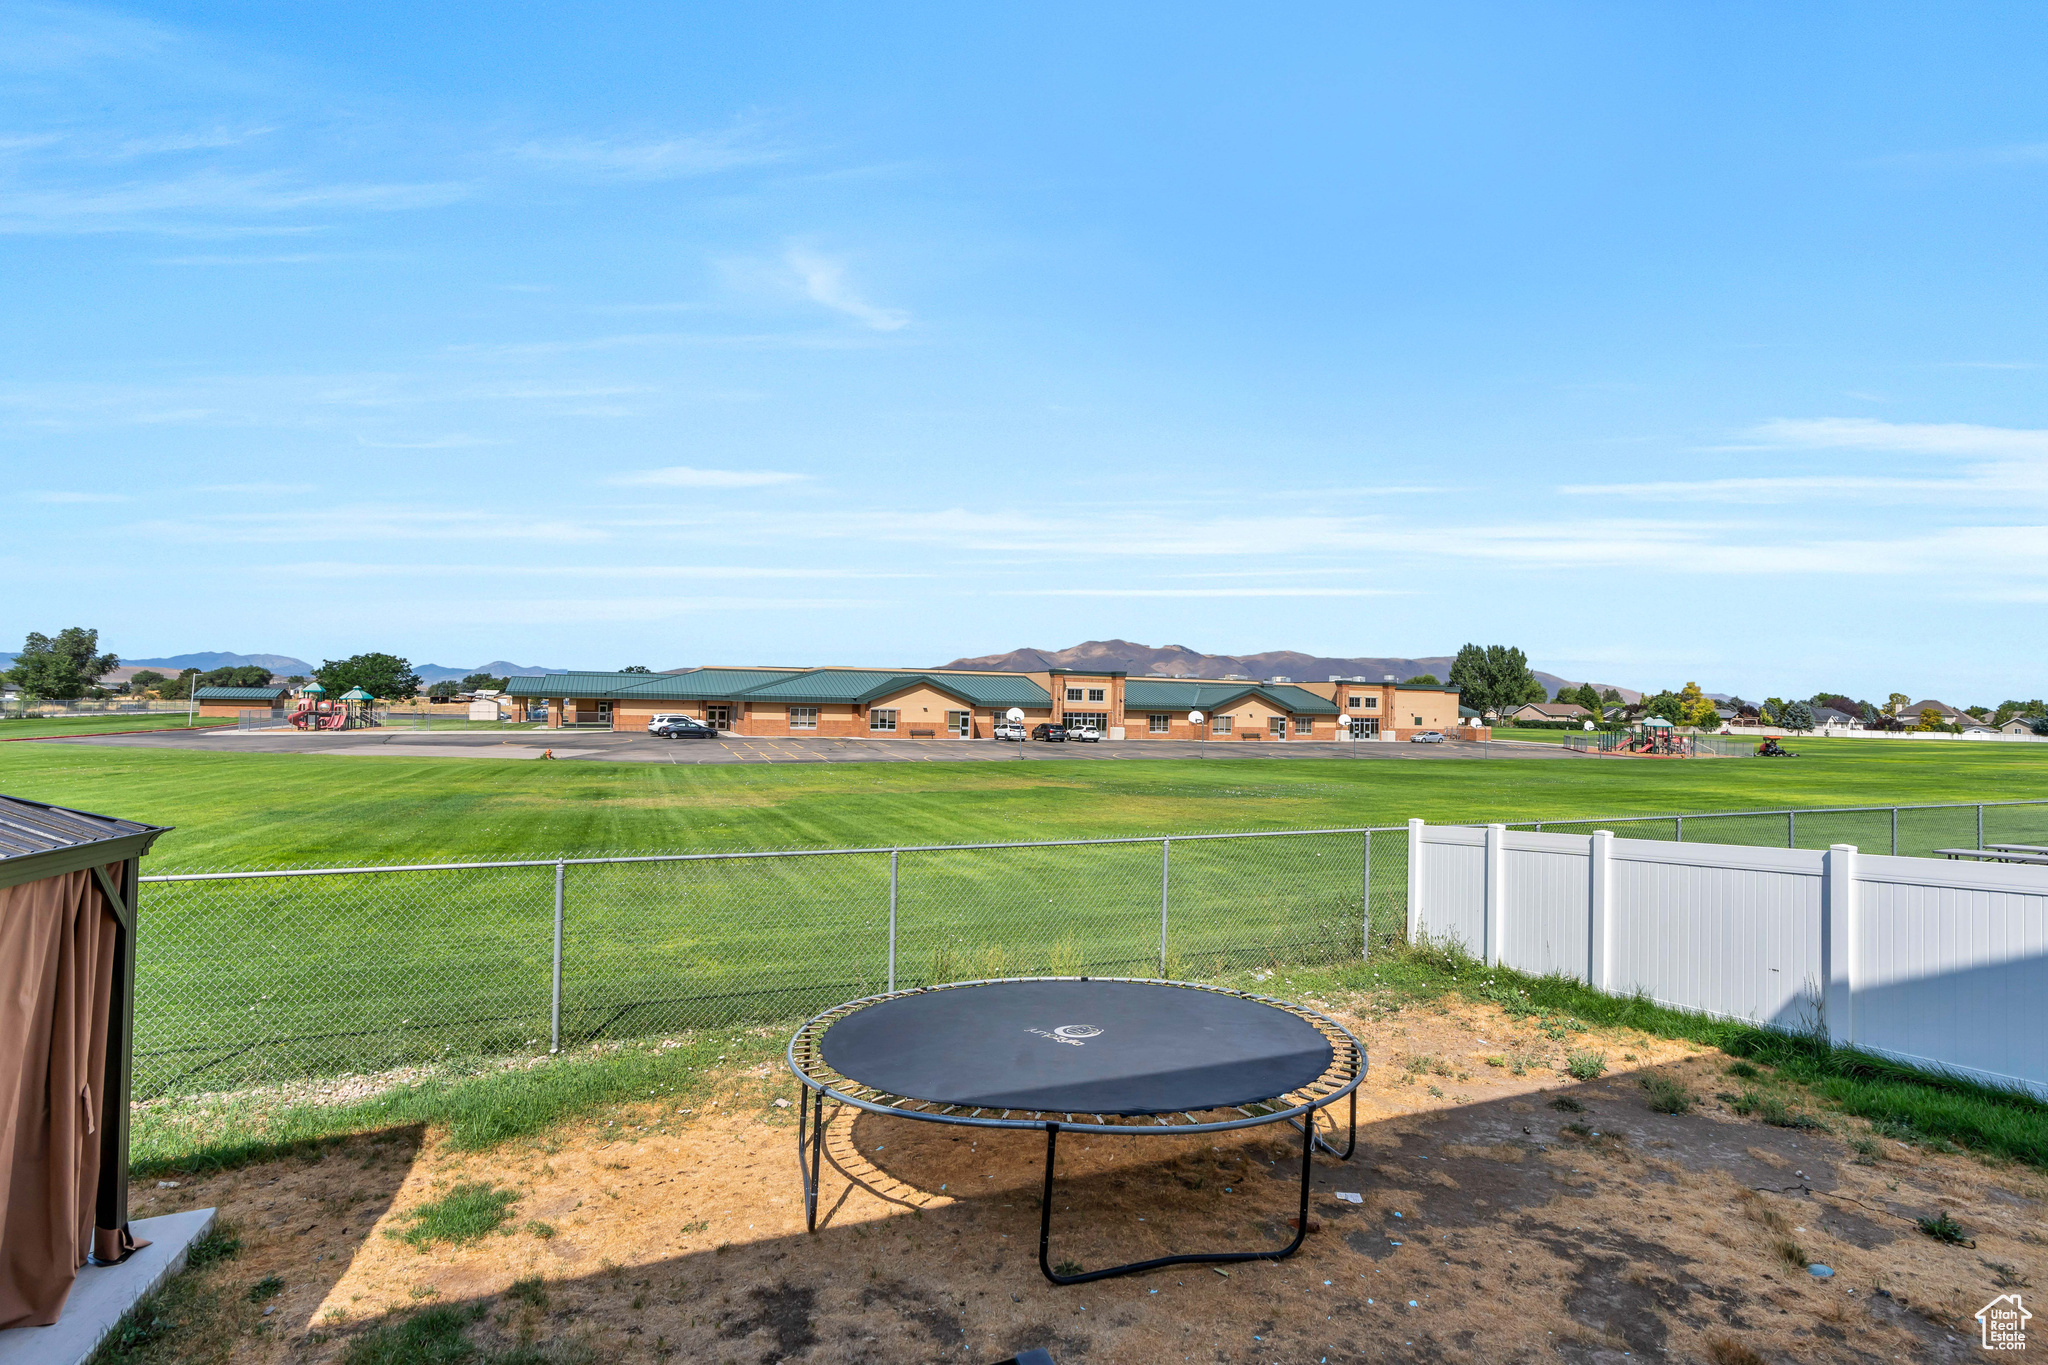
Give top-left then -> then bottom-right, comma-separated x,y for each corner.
5,4 -> 2046,700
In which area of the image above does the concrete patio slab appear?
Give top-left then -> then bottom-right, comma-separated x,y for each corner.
0,1208 -> 217,1365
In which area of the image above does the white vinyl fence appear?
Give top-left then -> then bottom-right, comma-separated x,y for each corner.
1407,820 -> 2048,1100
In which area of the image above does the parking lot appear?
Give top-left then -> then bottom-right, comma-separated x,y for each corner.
55,727 -> 1582,765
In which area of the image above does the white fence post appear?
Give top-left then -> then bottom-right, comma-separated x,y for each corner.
1406,818 -> 1425,944
1483,823 -> 1505,967
1823,844 -> 1857,1047
1588,830 -> 1613,991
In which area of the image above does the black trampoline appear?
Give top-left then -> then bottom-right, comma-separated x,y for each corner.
787,977 -> 1366,1284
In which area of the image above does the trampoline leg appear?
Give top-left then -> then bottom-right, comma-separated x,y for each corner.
798,1088 -> 825,1233
1038,1115 -> 1316,1287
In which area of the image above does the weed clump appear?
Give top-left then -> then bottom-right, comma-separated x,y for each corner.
1640,1074 -> 1694,1115
1565,1051 -> 1606,1081
390,1183 -> 522,1251
1918,1212 -> 1970,1245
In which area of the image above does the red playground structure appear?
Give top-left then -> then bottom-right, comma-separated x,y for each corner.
288,682 -> 379,731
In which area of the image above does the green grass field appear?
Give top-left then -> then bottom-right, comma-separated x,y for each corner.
8,739 -> 2045,1101
0,714 -> 232,739
7,736 -> 2047,868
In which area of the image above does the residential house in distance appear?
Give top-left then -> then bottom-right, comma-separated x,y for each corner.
506,667 -> 1473,741
1505,702 -> 1591,724
1997,715 -> 2044,736
1811,705 -> 1865,733
1896,699 -> 1995,732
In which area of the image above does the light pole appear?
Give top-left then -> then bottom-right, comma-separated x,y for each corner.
184,668 -> 198,728
1189,710 -> 1205,757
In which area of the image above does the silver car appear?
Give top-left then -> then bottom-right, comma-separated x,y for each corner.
1409,730 -> 1446,743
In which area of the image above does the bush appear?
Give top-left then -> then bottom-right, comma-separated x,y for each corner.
1565,1051 -> 1606,1080
1641,1074 -> 1694,1114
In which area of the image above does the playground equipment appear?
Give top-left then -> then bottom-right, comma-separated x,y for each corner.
288,682 -> 382,731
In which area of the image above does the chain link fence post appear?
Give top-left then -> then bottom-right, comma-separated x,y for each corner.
1891,806 -> 1898,856
1978,804 -> 1985,850
1361,830 -> 1371,959
1159,838 -> 1170,978
888,848 -> 899,992
549,860 -> 565,1054
1788,811 -> 1796,848
1675,815 -> 1684,842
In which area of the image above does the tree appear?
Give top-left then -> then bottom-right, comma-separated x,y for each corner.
1642,691 -> 1686,724
620,665 -> 653,674
1886,692 -> 1911,718
316,653 -> 421,701
1676,681 -> 1719,727
197,665 -> 272,688
1780,701 -> 1815,732
1914,707 -> 1944,732
1406,673 -> 1440,686
2032,714 -> 2048,738
1447,644 -> 1543,716
127,669 -> 169,695
460,673 -> 509,691
428,680 -> 462,700
6,627 -> 118,701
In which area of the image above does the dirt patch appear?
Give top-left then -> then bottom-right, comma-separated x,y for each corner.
133,997 -> 2044,1362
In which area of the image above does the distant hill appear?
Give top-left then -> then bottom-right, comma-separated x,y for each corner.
124,651 -> 316,674
0,649 -> 568,685
414,661 -> 569,684
939,639 -> 1641,702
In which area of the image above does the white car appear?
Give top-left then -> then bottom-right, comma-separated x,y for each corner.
1068,724 -> 1101,743
992,721 -> 1027,741
647,713 -> 693,734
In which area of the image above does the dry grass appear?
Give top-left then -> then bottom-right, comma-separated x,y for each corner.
121,996 -> 2046,1363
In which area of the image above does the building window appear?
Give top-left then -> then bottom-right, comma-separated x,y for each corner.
1087,687 -> 1105,702
1065,711 -> 1107,735
1269,716 -> 1288,738
1066,687 -> 1083,702
946,710 -> 970,736
1295,718 -> 1312,735
788,707 -> 818,730
1347,696 -> 1361,708
1413,715 -> 1422,726
869,709 -> 898,733
1212,715 -> 1233,734
1363,697 -> 1377,709
1149,713 -> 1171,734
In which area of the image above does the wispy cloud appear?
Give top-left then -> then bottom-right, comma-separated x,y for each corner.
1747,417 -> 2048,458
1559,475 -> 1954,502
1004,587 -> 1402,598
512,123 -> 785,180
607,466 -> 807,489
355,433 -> 500,450
0,170 -> 468,234
25,489 -> 130,504
785,248 -> 909,331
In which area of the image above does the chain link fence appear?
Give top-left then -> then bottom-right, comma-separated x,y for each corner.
133,797 -> 2047,1101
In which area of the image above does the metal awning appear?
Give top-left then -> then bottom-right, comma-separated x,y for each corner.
0,795 -> 169,891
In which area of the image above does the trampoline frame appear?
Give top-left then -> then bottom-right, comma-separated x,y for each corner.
787,976 -> 1365,1285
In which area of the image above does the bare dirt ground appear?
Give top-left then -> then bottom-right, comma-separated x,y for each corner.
133,993 -> 2044,1364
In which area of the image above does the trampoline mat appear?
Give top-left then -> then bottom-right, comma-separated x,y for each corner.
819,980 -> 1334,1116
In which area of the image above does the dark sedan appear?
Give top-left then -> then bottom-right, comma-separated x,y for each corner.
1031,722 -> 1069,742
653,717 -> 719,740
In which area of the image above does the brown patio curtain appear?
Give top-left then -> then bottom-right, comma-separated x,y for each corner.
0,865 -> 123,1329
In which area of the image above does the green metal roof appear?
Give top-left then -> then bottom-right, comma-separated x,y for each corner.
503,667 -> 1049,707
1121,678 -> 1338,715
613,668 -> 808,700
338,686 -> 376,701
192,686 -> 288,701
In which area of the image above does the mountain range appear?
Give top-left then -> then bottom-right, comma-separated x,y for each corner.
938,639 -> 1641,702
0,650 -> 567,686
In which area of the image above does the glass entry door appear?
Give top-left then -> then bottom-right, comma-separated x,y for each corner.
705,704 -> 732,731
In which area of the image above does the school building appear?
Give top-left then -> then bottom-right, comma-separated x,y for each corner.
504,667 -> 1474,741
